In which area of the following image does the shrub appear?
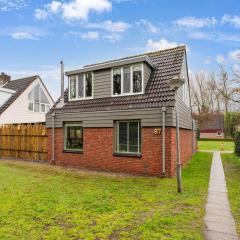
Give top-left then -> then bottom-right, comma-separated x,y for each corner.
234,132 -> 240,156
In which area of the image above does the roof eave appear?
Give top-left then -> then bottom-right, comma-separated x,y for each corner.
65,56 -> 155,76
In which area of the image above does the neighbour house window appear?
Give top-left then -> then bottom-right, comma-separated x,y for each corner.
115,120 -> 141,155
28,84 -> 50,113
217,131 -> 222,136
69,72 -> 93,100
112,64 -> 143,96
113,68 -> 121,95
64,123 -> 83,151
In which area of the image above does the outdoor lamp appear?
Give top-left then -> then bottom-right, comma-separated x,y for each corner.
169,76 -> 185,193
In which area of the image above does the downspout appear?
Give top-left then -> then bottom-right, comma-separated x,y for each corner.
162,107 -> 166,176
51,112 -> 56,164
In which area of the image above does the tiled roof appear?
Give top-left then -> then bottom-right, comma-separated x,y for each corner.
51,46 -> 186,113
0,76 -> 38,115
200,113 -> 224,130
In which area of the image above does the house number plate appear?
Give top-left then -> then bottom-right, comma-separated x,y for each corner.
154,128 -> 161,135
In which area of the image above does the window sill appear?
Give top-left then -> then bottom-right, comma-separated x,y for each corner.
63,150 -> 83,154
113,152 -> 142,158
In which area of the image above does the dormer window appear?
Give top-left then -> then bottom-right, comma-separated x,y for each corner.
69,72 -> 93,101
112,63 -> 144,96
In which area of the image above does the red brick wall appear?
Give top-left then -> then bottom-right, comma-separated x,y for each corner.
47,127 -> 196,177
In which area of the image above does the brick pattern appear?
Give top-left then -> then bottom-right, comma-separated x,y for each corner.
47,127 -> 196,177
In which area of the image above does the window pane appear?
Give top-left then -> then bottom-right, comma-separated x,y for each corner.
28,102 -> 33,111
78,74 -> 84,98
129,122 -> 139,153
41,104 -> 46,113
123,67 -> 131,94
85,73 -> 92,97
113,68 -> 121,95
28,89 -> 34,101
69,76 -> 77,99
132,65 -> 142,93
46,105 -> 50,112
65,125 -> 83,151
34,102 -> 40,112
118,122 -> 128,152
40,88 -> 50,104
34,84 -> 40,102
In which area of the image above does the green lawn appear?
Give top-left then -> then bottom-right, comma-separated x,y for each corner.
222,153 -> 240,235
0,152 -> 212,240
198,140 -> 234,151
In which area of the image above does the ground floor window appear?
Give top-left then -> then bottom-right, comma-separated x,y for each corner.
115,120 -> 141,155
64,123 -> 83,152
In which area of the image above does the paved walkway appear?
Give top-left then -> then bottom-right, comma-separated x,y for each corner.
204,151 -> 239,240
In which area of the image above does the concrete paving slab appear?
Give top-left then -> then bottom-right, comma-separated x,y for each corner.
204,151 -> 239,240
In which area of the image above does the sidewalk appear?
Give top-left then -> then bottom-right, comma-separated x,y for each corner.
204,151 -> 239,240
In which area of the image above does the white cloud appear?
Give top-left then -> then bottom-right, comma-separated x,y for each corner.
174,17 -> 217,28
146,38 -> 178,51
85,20 -> 130,32
203,58 -> 211,65
229,50 -> 240,61
47,0 -> 62,13
103,33 -> 121,42
233,64 -> 240,76
136,19 -> 159,34
34,9 -> 48,20
35,0 -> 112,21
10,32 -> 38,40
0,0 -> 27,11
189,31 -> 240,42
68,31 -> 99,40
221,14 -> 240,28
216,54 -> 226,64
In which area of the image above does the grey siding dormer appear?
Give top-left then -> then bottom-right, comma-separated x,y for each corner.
144,63 -> 152,88
93,62 -> 152,99
93,69 -> 111,99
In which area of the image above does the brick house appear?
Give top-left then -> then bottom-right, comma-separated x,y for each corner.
46,46 -> 196,177
200,113 -> 225,139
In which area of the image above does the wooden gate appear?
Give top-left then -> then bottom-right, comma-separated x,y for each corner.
0,124 -> 47,161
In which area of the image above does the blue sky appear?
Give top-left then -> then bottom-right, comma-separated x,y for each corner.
0,0 -> 240,99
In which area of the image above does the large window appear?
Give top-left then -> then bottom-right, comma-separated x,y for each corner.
28,84 -> 50,113
69,72 -> 93,100
64,123 -> 83,151
112,64 -> 143,96
115,120 -> 141,155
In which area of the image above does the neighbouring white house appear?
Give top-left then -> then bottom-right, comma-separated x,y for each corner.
0,73 -> 54,125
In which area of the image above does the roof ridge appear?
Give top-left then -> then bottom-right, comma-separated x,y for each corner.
12,75 -> 39,82
84,45 -> 186,68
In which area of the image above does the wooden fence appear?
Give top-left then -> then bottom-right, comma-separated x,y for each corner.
0,124 -> 47,161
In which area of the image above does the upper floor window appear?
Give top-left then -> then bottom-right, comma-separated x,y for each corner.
28,84 -> 50,113
69,72 -> 93,101
112,64 -> 143,96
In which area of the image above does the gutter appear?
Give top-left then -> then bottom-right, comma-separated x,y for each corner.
162,107 -> 166,175
51,112 -> 56,164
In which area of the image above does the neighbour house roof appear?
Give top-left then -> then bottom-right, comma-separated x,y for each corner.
51,45 -> 187,114
0,75 -> 38,115
200,113 -> 224,131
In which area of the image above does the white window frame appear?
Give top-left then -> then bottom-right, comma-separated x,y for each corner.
28,85 -> 51,113
111,63 -> 144,97
115,120 -> 141,155
68,72 -> 94,101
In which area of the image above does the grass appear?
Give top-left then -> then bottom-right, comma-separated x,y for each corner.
222,153 -> 240,235
0,152 -> 212,240
198,140 -> 234,151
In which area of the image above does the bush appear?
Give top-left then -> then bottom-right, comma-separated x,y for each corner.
234,132 -> 240,156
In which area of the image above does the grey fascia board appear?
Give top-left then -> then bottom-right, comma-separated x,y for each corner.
65,56 -> 155,76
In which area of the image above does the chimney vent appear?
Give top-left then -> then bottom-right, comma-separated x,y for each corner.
0,72 -> 11,86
